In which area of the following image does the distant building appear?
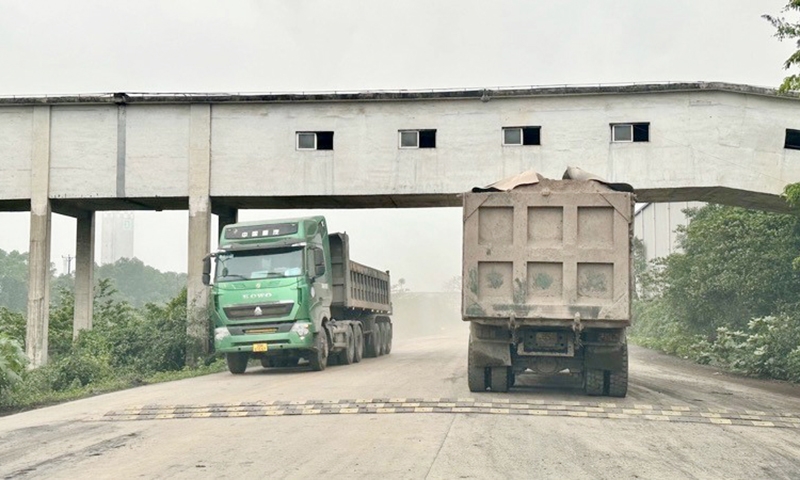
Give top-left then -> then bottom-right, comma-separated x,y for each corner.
101,212 -> 134,264
634,202 -> 703,263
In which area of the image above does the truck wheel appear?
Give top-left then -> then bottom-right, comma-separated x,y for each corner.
467,335 -> 488,392
490,367 -> 510,392
384,323 -> 393,355
584,369 -> 605,396
226,352 -> 249,374
309,328 -> 329,371
365,324 -> 380,358
377,322 -> 386,356
468,366 -> 488,392
340,328 -> 356,365
607,344 -> 629,398
353,325 -> 364,363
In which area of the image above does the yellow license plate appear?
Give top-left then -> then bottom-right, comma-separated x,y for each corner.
252,343 -> 268,352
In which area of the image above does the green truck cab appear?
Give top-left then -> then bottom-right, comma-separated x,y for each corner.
203,216 -> 393,374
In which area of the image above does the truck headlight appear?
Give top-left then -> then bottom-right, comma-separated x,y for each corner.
214,327 -> 231,341
290,322 -> 310,338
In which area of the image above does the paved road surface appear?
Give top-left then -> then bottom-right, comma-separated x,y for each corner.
2,327 -> 800,479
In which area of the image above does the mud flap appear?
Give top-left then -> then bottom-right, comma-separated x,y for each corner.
584,344 -> 624,371
468,334 -> 511,368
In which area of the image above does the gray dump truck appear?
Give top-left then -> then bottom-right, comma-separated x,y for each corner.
462,170 -> 634,396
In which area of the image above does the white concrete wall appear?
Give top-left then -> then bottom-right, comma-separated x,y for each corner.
49,106 -> 117,198
125,105 -> 190,197
1,89 -> 799,202
0,107 -> 33,199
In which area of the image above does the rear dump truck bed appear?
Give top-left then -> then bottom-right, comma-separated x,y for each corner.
463,177 -> 634,396
328,232 -> 393,361
329,233 -> 392,314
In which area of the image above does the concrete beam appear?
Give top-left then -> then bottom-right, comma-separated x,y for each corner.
26,106 -> 51,368
73,211 -> 95,339
186,104 -> 212,365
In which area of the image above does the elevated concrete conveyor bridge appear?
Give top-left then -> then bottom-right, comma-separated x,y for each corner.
1,82 -> 798,366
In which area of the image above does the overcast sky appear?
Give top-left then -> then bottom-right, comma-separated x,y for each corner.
0,0 -> 794,290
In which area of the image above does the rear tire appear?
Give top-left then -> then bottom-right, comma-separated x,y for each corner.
309,328 -> 329,371
467,334 -> 488,392
584,369 -> 605,396
490,366 -> 510,392
226,352 -> 248,374
606,343 -> 629,398
377,322 -> 386,356
384,322 -> 393,355
365,323 -> 380,358
353,324 -> 364,363
340,328 -> 356,365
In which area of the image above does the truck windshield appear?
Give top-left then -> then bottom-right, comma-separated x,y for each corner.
215,247 -> 304,282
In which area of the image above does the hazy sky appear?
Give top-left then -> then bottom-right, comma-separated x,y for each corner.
0,0 -> 794,290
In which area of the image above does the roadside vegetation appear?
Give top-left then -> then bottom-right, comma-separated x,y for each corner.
630,190 -> 800,383
0,264 -> 221,415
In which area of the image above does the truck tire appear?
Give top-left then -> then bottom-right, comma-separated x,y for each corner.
309,328 -> 329,371
606,343 -> 629,398
377,322 -> 386,356
584,369 -> 605,396
490,366 -> 510,392
226,352 -> 248,374
340,328 -> 356,365
353,324 -> 364,363
365,324 -> 380,358
384,323 -> 393,355
467,351 -> 488,392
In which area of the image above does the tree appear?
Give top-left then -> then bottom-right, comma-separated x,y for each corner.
764,1 -> 800,92
659,205 -> 800,333
95,258 -> 187,307
391,278 -> 410,293
0,250 -> 28,313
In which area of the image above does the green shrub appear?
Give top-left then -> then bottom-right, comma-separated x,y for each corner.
0,335 -> 27,393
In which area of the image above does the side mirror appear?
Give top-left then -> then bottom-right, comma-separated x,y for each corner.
202,256 -> 212,286
313,249 -> 325,278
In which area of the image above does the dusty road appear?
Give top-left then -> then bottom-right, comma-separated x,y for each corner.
2,326 -> 800,479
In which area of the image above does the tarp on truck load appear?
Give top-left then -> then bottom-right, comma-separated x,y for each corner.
471,166 -> 634,194
462,168 -> 635,326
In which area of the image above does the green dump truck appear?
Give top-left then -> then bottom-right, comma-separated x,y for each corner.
203,216 -> 393,374
462,171 -> 634,397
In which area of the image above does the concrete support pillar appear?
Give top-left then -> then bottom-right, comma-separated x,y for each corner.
186,104 -> 212,366
73,211 -> 95,339
216,207 -> 238,240
26,106 -> 52,368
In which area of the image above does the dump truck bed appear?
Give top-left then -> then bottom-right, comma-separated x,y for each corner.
330,233 -> 392,314
462,179 -> 633,327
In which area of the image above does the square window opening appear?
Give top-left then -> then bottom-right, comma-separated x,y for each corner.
523,126 -> 541,145
785,128 -> 800,150
503,128 -> 522,145
612,124 -> 633,142
419,129 -> 436,148
297,132 -> 316,150
399,130 -> 419,148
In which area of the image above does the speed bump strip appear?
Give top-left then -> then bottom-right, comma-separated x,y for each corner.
102,398 -> 800,429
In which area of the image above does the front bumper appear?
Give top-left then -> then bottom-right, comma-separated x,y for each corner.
215,330 -> 314,354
